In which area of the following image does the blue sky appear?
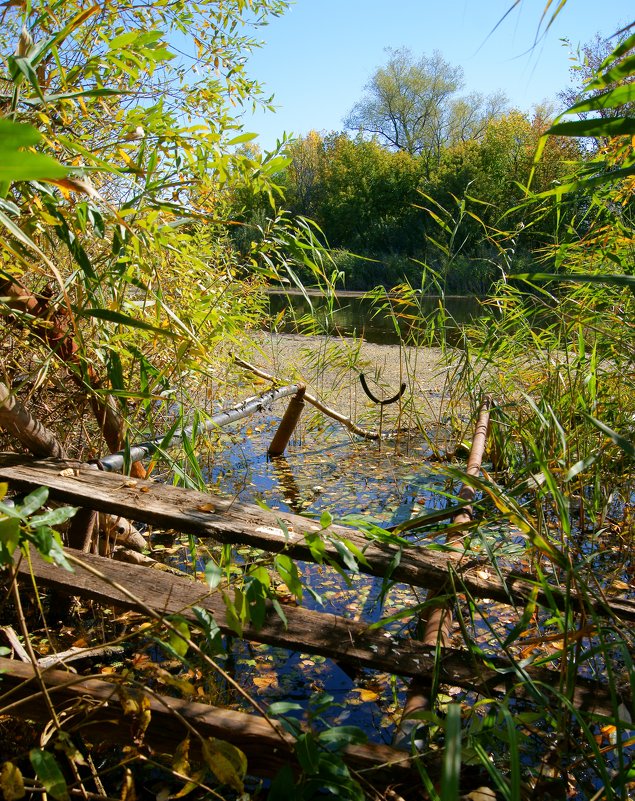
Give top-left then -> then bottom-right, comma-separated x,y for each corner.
242,0 -> 632,151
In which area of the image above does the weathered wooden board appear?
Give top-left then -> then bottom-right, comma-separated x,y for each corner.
0,656 -> 417,780
15,548 -> 623,715
2,455 -> 635,622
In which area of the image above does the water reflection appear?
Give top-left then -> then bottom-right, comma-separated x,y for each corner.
267,291 -> 483,346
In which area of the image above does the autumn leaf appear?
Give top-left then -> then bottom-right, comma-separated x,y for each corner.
0,762 -> 25,801
352,688 -> 380,702
201,738 -> 246,793
173,736 -> 191,777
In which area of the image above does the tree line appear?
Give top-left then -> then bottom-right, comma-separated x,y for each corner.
234,48 -> 594,294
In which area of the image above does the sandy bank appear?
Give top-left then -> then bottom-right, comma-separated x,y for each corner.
241,332 -> 462,424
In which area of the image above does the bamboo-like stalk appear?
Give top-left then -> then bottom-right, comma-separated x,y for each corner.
396,397 -> 491,747
233,356 -> 380,440
96,384 -> 302,472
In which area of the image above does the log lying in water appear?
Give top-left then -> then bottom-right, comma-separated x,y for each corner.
0,656 -> 418,781
1,454 -> 634,622
234,357 -> 381,440
13,547 -> 625,715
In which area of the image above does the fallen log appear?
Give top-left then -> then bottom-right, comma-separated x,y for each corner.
234,357 -> 380,440
0,657 -> 418,781
12,547 -> 626,715
1,455 -> 634,622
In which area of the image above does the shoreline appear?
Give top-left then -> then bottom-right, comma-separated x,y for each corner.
242,331 -> 459,422
264,287 -> 481,300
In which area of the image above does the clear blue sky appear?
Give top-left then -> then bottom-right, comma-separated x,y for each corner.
242,0 -> 632,151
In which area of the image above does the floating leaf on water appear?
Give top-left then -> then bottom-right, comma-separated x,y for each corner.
352,688 -> 380,702
253,674 -> 278,689
466,789 -> 497,801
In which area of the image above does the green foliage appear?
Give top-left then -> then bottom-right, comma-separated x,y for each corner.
0,483 -> 76,568
275,107 -> 578,292
0,119 -> 67,186
344,47 -> 507,171
268,692 -> 367,800
0,0 -> 336,468
29,749 -> 69,801
439,22 -> 634,795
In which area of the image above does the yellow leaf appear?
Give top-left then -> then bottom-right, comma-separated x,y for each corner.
120,767 -> 135,801
168,620 -> 190,658
201,739 -> 246,793
352,688 -> 379,702
253,674 -> 278,689
173,768 -> 207,798
118,687 -> 141,716
466,789 -> 496,801
1,761 -> 25,801
172,736 -> 190,777
196,503 -> 216,513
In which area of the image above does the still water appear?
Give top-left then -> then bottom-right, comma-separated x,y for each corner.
267,291 -> 484,346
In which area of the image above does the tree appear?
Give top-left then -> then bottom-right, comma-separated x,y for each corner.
0,0 -> 331,464
345,47 -> 460,164
559,31 -> 635,120
344,47 -> 507,174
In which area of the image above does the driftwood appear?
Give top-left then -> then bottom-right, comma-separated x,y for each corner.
234,357 -> 381,440
1,625 -> 31,662
0,656 -> 418,780
0,380 -> 66,458
1,625 -> 123,670
12,547 -> 625,715
1,455 -> 634,622
37,645 -> 125,670
268,387 -> 306,456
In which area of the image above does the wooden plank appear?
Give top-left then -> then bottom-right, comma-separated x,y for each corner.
2,455 -> 635,622
0,657 -> 417,780
16,548 -> 623,715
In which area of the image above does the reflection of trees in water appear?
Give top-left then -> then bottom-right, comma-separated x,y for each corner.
267,293 -> 482,345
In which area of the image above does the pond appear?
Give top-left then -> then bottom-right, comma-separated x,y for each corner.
160,414 -> 452,745
151,400 -> 633,798
266,291 -> 484,346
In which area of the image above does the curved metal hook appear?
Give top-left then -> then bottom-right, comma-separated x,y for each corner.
359,373 -> 407,406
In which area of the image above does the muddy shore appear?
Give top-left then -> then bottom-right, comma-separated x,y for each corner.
241,332 -> 462,424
